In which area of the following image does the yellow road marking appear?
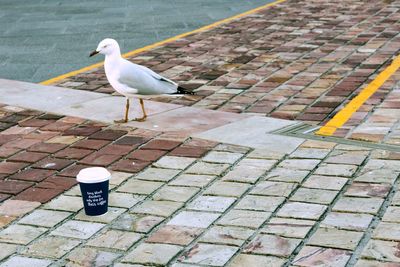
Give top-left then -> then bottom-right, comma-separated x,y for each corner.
40,0 -> 286,86
316,55 -> 400,136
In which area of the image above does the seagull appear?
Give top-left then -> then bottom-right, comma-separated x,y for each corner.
89,38 -> 193,123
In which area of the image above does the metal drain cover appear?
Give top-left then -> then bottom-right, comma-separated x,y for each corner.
273,122 -> 400,152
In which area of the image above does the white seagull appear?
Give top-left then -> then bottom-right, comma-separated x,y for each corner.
89,38 -> 193,123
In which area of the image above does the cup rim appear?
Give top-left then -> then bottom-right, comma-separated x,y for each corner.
77,167 -> 111,184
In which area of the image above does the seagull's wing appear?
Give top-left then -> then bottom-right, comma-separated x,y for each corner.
137,65 -> 178,86
118,60 -> 177,95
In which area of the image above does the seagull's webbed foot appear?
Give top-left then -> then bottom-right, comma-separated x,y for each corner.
132,116 -> 147,122
114,118 -> 128,123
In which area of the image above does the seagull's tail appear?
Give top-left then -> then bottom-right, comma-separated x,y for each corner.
174,85 -> 195,95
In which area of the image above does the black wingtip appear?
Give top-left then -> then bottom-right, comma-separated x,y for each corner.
175,86 -> 195,95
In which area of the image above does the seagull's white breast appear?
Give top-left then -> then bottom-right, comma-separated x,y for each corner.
103,54 -> 177,97
104,57 -> 138,97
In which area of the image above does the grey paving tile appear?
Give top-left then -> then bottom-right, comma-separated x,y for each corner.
217,209 -> 271,229
23,236 -> 81,259
135,168 -> 180,182
50,220 -> 105,239
153,186 -> 199,202
122,243 -> 181,265
204,182 -> 250,197
361,239 -> 400,262
180,243 -> 238,266
153,156 -> 196,170
117,179 -> 163,195
187,196 -> 236,213
235,195 -> 285,212
0,243 -> 18,261
194,117 -> 303,153
229,254 -> 285,267
87,229 -> 142,251
0,256 -> 52,267
308,228 -> 363,250
43,195 -> 83,212
131,200 -> 183,217
18,209 -> 71,227
66,247 -> 120,267
200,226 -> 253,246
244,234 -> 301,257
202,151 -> 243,164
0,225 -> 47,245
111,213 -> 164,233
333,197 -> 384,215
277,202 -> 327,220
169,174 -> 216,188
293,246 -> 351,267
168,211 -> 220,228
262,218 -> 315,239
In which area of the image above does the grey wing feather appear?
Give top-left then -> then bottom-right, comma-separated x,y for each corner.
137,65 -> 177,86
118,60 -> 177,95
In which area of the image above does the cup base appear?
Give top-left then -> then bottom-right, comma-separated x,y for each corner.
84,210 -> 108,217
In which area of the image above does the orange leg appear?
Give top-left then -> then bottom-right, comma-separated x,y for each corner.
114,98 -> 129,123
132,98 -> 147,122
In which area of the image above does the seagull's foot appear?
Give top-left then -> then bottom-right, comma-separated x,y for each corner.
114,118 -> 128,123
132,117 -> 147,122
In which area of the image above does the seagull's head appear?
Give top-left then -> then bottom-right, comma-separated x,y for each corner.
90,38 -> 120,57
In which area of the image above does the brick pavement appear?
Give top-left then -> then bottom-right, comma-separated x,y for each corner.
50,0 -> 400,136
1,0 -> 400,266
0,105 -> 216,204
1,113 -> 400,266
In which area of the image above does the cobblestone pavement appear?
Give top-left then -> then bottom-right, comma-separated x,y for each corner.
52,0 -> 400,144
0,105 -> 216,203
1,103 -> 400,266
0,0 -> 271,82
2,0 -> 400,266
332,73 -> 400,143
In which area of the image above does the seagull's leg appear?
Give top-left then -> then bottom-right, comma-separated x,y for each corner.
114,98 -> 129,123
133,98 -> 147,122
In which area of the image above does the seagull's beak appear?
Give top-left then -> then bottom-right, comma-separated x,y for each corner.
89,50 -> 99,57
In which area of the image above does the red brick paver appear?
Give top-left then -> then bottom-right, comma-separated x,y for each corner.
0,107 -> 199,203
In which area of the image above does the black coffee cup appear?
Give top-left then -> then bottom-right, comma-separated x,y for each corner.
77,167 -> 111,216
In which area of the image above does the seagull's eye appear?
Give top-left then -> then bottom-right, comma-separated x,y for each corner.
103,45 -> 108,48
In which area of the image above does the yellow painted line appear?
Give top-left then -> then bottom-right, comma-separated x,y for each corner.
40,0 -> 286,85
316,55 -> 400,136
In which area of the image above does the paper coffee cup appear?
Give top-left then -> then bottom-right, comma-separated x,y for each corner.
77,167 -> 111,216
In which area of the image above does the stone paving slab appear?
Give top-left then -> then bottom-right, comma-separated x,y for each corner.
0,79 -> 106,112
125,106 -> 248,135
0,78 -> 247,135
57,96 -> 181,123
194,116 -> 304,153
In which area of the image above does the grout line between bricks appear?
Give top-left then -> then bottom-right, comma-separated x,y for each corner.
72,143 -> 251,266
342,77 -> 400,144
297,7 -> 400,126
241,3 -> 397,120
159,148 -> 254,266
286,147 -> 373,266
345,172 -> 400,266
